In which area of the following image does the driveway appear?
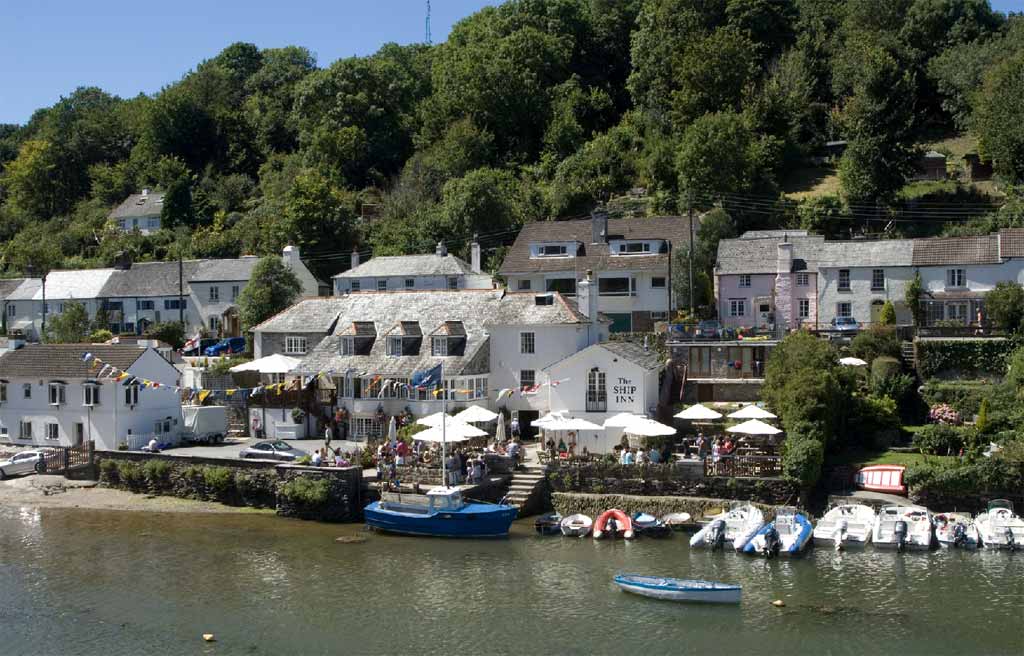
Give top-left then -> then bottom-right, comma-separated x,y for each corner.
155,438 -> 366,462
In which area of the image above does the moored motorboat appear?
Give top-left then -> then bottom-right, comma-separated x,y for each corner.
364,487 -> 517,538
535,512 -> 563,536
661,512 -> 693,532
975,499 -> 1024,550
813,504 -> 876,550
613,575 -> 741,604
560,513 -> 593,537
690,503 -> 764,551
934,512 -> 980,549
594,509 -> 634,539
632,513 -> 672,538
872,505 -> 933,551
742,507 -> 813,557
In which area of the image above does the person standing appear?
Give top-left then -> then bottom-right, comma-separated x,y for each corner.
510,415 -> 520,438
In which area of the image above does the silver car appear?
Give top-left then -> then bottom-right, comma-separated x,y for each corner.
0,449 -> 50,479
238,440 -> 302,461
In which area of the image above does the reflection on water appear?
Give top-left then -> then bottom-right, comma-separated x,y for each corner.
0,506 -> 1022,656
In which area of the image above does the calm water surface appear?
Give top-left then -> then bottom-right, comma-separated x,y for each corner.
1,505 -> 1022,655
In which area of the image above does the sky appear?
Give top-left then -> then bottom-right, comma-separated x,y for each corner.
1,0 -> 1022,126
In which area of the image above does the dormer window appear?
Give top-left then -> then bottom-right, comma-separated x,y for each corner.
386,321 -> 422,356
429,321 -> 466,357
48,382 -> 66,406
538,245 -> 568,257
431,337 -> 449,356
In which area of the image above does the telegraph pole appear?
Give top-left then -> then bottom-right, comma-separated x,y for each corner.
686,189 -> 694,316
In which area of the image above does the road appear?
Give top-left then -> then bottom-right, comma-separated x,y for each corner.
160,437 -> 367,462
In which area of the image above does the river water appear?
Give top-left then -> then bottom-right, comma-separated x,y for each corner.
1,506 -> 1021,656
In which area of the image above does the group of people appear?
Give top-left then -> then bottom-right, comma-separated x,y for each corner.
615,444 -> 671,465
309,446 -> 354,468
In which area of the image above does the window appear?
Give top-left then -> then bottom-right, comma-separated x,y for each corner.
871,269 -> 885,291
431,337 -> 449,357
0,383 -> 5,403
520,370 -> 536,389
618,242 -> 651,254
56,303 -> 64,314
405,278 -> 415,289
739,274 -> 752,288
946,269 -> 966,288
598,277 -> 635,296
48,383 -> 66,406
651,311 -> 668,321
447,277 -> 458,290
651,276 -> 666,289
83,384 -> 100,406
387,336 -> 402,357
124,322 -> 134,334
267,373 -> 286,385
341,337 -> 354,356
43,303 -> 49,314
545,278 -> 576,296
106,301 -> 123,312
285,336 -> 307,355
729,299 -> 746,317
539,244 -> 567,257
45,423 -> 59,441
517,279 -> 532,291
838,269 -> 851,291
6,304 -> 14,317
19,421 -> 32,440
353,417 -> 382,439
209,286 -> 219,302
164,299 -> 186,310
351,281 -> 361,292
231,285 -> 240,300
798,299 -> 810,319
520,332 -> 535,355
137,300 -> 154,310
837,302 -> 852,318
209,317 -> 221,333
125,384 -> 139,406
23,383 -> 31,399
586,368 -> 607,412
147,217 -> 160,229
377,280 -> 388,291
796,273 -> 809,286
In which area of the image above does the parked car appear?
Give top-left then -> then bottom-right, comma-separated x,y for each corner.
239,440 -> 303,461
182,338 -> 220,357
830,316 -> 860,332
204,336 -> 246,357
695,319 -> 723,339
0,449 -> 52,479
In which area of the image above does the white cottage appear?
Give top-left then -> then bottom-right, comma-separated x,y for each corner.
0,344 -> 183,451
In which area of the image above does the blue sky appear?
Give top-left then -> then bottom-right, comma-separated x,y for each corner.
1,0 -> 1021,125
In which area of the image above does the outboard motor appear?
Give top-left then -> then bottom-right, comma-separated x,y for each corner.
606,517 -> 618,538
708,519 -> 727,551
952,523 -> 967,548
1005,527 -> 1017,551
834,518 -> 849,551
762,525 -> 781,558
894,520 -> 909,552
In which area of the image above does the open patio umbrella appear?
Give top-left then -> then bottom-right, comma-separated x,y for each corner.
674,403 -> 723,420
417,413 -> 487,436
621,416 -> 677,437
417,411 -> 454,427
228,353 -> 300,374
531,411 -> 566,427
495,416 -> 507,443
603,412 -> 645,428
454,405 -> 499,423
727,404 -> 777,420
839,357 -> 868,367
547,416 -> 603,431
726,419 -> 782,435
410,425 -> 476,443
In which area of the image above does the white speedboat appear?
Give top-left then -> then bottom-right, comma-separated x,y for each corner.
742,507 -> 813,557
813,504 -> 876,550
975,499 -> 1024,550
690,503 -> 764,551
560,513 -> 593,537
934,512 -> 980,549
872,505 -> 933,551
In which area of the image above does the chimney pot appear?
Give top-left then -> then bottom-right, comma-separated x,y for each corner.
435,241 -> 448,257
351,248 -> 360,269
470,236 -> 482,274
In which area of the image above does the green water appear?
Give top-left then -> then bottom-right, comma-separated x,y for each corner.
0,506 -> 1021,655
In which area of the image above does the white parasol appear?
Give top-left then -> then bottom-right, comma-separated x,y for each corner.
621,416 -> 677,437
674,403 -> 723,420
409,425 -> 476,443
726,419 -> 782,435
416,412 -> 487,437
531,411 -> 565,427
228,353 -> 300,374
455,405 -> 499,423
603,412 -> 646,428
727,405 -> 777,420
839,357 -> 868,367
546,416 -> 603,431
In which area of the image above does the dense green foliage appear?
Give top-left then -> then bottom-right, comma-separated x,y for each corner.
916,337 -> 1020,378
237,256 -> 302,330
983,281 -> 1024,332
44,300 -> 91,343
0,1 -> 1019,280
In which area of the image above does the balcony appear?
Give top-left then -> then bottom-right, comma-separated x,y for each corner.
586,397 -> 607,413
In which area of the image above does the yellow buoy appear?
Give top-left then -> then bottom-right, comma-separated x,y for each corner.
772,599 -> 786,607
202,634 -> 216,642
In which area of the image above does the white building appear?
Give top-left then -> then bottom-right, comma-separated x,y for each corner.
5,270 -> 116,341
333,241 -> 493,295
97,260 -> 203,335
499,211 -> 698,333
0,344 -> 183,451
109,190 -> 164,234
816,239 -> 915,326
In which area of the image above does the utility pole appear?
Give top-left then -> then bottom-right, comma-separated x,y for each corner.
176,226 -> 186,329
686,189 -> 695,316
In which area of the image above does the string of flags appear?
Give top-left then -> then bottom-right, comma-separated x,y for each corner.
496,377 -> 570,400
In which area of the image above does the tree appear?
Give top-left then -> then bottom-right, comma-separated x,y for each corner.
984,281 -> 1024,332
973,51 -> 1024,184
145,322 -> 187,349
905,272 -> 925,327
676,111 -> 781,201
879,300 -> 897,326
237,256 -> 302,330
3,222 -> 62,276
671,246 -> 712,315
44,301 -> 91,343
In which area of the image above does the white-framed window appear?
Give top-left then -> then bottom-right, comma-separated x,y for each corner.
538,244 -> 567,257
285,335 -> 307,355
48,383 -> 66,406
0,382 -> 6,403
19,421 -> 32,440
23,383 -> 31,399
377,279 -> 387,291
231,285 -> 240,300
164,299 -> 186,310
738,274 -> 751,288
520,332 -> 535,355
798,299 -> 810,319
341,337 -> 354,356
137,300 -> 154,310
147,217 -> 160,229
729,299 -> 746,317
587,368 -> 607,412
83,384 -> 100,406
387,336 -> 402,357
209,286 -> 219,302
431,337 -> 449,357
618,242 -> 650,254
351,281 -> 361,292
209,316 -> 221,333
796,273 -> 809,286
353,416 -> 383,439
837,302 -> 852,318
45,423 -> 59,441
598,277 -> 635,296
520,370 -> 536,389
266,373 -> 286,385
946,269 -> 966,288
651,311 -> 668,321
651,276 -> 666,289
517,279 -> 532,291
6,304 -> 14,317
838,269 -> 851,291
447,277 -> 458,290
125,384 -> 139,406
871,269 -> 885,291
405,278 -> 415,289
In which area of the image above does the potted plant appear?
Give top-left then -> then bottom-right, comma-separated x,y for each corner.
291,408 -> 305,425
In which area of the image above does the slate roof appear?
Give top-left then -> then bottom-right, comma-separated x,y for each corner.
0,344 -> 148,379
108,192 -> 165,219
0,278 -> 25,300
818,239 -> 914,268
100,261 -> 203,298
333,254 -> 474,279
912,235 -> 1000,266
251,298 -> 344,334
190,256 -> 261,282
294,290 -> 588,377
598,340 -> 665,371
715,236 -> 825,275
999,229 -> 1024,259
7,270 -> 117,301
499,216 -> 697,275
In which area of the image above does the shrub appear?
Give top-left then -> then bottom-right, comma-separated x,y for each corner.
781,436 -> 824,487
854,394 -> 901,434
117,461 -> 145,490
202,466 -> 235,499
870,356 -> 902,383
976,398 -> 991,434
850,327 -> 901,364
89,329 -> 113,343
916,338 -> 1019,379
920,381 -> 992,416
142,459 -> 172,490
906,457 -> 1024,498
984,281 -> 1024,332
878,301 -> 896,326
295,454 -> 312,465
929,403 -> 962,425
144,321 -> 186,349
208,356 -> 249,376
913,424 -> 966,455
279,476 -> 330,506
359,446 -> 375,469
99,459 -> 119,484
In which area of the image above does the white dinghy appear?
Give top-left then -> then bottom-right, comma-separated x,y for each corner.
560,514 -> 593,537
873,505 -> 933,551
690,503 -> 764,551
975,500 -> 1024,550
813,504 -> 876,550
934,512 -> 981,549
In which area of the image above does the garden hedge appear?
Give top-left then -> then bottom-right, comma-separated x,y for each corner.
916,338 -> 1020,379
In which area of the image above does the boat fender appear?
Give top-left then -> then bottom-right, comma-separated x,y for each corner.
202,634 -> 216,642
895,520 -> 908,552
772,599 -> 785,607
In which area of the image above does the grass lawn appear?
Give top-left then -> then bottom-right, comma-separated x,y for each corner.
827,447 -> 958,469
782,165 -> 840,199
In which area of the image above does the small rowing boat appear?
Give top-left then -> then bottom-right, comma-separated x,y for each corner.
560,513 -> 593,537
632,513 -> 672,538
661,512 -> 693,532
535,513 -> 563,536
934,512 -> 980,549
613,575 -> 741,604
594,509 -> 634,539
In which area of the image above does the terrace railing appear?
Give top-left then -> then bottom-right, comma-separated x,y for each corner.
703,454 -> 782,478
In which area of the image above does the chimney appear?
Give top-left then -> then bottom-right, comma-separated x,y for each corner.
577,269 -> 599,345
113,251 -> 132,271
776,241 -> 793,274
470,235 -> 482,274
351,248 -> 360,269
282,245 -> 301,270
591,207 -> 608,244
435,241 -> 448,257
141,188 -> 149,197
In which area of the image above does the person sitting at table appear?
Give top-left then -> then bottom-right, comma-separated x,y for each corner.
622,448 -> 636,465
545,437 -> 556,456
722,438 -> 735,456
557,438 -> 567,453
636,448 -> 648,465
648,445 -> 661,464
581,446 -> 590,459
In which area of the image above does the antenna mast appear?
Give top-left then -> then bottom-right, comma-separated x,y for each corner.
426,0 -> 432,45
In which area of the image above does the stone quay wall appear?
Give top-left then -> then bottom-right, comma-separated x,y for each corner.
552,492 -> 782,522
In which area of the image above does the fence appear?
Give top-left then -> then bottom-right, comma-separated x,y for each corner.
40,441 -> 95,474
703,454 -> 782,478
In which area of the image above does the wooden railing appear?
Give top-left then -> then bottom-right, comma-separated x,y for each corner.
40,441 -> 95,474
703,454 -> 782,478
